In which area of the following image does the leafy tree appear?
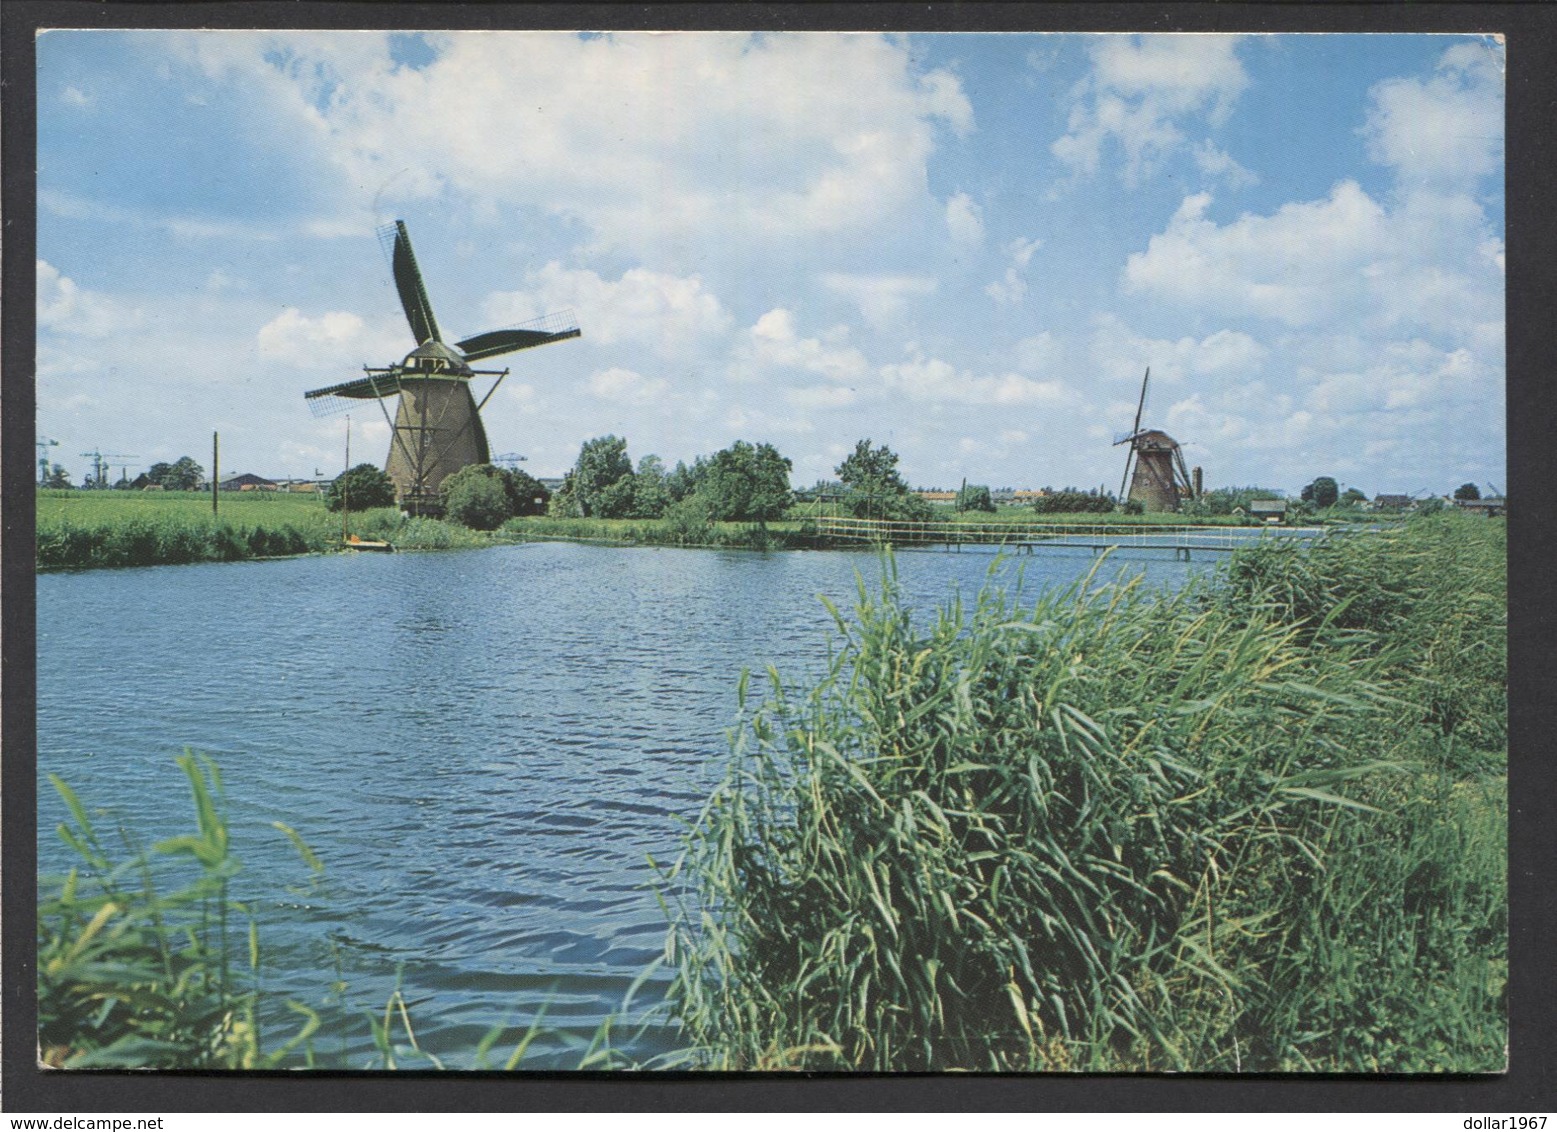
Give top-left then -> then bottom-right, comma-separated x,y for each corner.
1302,476 -> 1339,509
146,462 -> 173,487
696,441 -> 793,523
442,464 -> 512,530
836,439 -> 908,496
955,483 -> 995,513
44,464 -> 72,489
1340,487 -> 1368,507
835,439 -> 928,521
548,473 -> 581,517
628,455 -> 674,519
501,468 -> 551,517
665,459 -> 703,503
1416,496 -> 1447,516
1454,482 -> 1481,501
570,436 -> 634,517
327,463 -> 396,512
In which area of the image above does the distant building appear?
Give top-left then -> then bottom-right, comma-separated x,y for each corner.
220,473 -> 278,492
1250,499 -> 1288,523
1457,496 -> 1506,517
915,490 -> 956,503
1010,490 -> 1047,505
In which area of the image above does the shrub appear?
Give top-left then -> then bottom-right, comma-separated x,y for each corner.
1032,489 -> 1114,514
442,465 -> 513,530
327,465 -> 396,513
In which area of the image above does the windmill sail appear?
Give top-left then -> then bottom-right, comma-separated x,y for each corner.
455,310 -> 582,362
381,220 -> 442,345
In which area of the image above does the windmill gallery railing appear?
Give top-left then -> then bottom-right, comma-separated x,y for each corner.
808,515 -> 1321,559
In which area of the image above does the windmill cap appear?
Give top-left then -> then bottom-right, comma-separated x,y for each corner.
403,339 -> 473,375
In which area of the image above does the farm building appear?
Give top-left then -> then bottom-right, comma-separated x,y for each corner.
220,473 -> 278,492
1372,494 -> 1413,512
1249,499 -> 1288,523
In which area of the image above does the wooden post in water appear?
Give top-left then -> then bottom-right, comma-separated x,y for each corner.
212,431 -> 219,516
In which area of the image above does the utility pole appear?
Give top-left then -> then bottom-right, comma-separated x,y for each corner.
212,431 -> 220,516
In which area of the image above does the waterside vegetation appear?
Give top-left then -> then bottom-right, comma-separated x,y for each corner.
664,512 -> 1507,1071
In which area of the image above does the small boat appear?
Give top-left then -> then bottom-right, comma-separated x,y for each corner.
344,535 -> 394,553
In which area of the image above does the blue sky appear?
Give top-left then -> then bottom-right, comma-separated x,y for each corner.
36,31 -> 1505,495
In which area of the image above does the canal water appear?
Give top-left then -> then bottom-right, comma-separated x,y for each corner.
37,540 -> 1211,1068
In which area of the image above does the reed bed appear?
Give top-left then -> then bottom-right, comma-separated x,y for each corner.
503,514 -> 810,551
663,514 -> 1506,1071
35,490 -> 502,568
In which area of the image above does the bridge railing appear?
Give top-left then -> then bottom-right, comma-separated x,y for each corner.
809,515 -> 1306,552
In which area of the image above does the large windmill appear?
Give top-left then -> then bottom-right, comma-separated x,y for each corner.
304,220 -> 580,515
1113,367 -> 1196,512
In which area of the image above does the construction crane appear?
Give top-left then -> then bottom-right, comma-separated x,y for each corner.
81,450 -> 139,489
36,437 -> 59,485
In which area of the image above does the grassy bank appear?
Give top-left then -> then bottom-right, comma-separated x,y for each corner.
36,490 -> 507,569
502,514 -> 811,551
664,513 -> 1506,1071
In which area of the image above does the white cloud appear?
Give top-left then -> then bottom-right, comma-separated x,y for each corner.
482,264 -> 731,359
587,366 -> 668,405
819,272 -> 936,327
945,192 -> 985,247
984,237 -> 1043,306
1192,140 -> 1258,189
175,32 -> 973,260
256,307 -> 404,372
1089,313 -> 1268,386
1362,40 -> 1504,187
879,350 -> 1074,407
37,260 -> 138,338
1122,181 -> 1502,338
735,308 -> 869,384
1052,34 -> 1249,184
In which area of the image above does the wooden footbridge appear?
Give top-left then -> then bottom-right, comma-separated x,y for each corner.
807,515 -> 1319,559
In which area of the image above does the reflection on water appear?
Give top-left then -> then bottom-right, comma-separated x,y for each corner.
37,540 -> 1208,1067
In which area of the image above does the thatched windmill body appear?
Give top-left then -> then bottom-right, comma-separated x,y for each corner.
1114,368 -> 1196,512
305,221 -> 580,515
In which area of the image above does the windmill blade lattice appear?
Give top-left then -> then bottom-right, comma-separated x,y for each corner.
456,310 -> 581,362
378,221 -> 442,345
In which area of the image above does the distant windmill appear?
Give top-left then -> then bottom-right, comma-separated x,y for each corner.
304,220 -> 580,515
1113,368 -> 1194,512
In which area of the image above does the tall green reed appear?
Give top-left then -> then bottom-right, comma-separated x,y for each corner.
665,519 -> 1506,1071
